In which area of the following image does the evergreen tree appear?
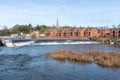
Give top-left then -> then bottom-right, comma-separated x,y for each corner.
112,25 -> 116,28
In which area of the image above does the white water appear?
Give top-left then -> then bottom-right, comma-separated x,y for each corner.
3,39 -> 101,47
34,41 -> 100,45
5,40 -> 34,47
4,41 -> 100,47
14,41 -> 35,47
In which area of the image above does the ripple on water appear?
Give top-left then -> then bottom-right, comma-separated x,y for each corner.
0,44 -> 120,80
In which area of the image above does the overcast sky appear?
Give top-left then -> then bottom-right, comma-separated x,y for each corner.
0,0 -> 120,28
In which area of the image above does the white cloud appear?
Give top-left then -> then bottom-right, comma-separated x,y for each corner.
0,4 -> 59,27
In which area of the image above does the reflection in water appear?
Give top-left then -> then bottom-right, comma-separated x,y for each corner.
67,60 -> 92,66
53,58 -> 66,63
53,58 -> 92,66
98,64 -> 120,70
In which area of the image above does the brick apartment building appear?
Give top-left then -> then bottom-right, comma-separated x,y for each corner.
44,27 -> 100,39
44,27 -> 120,39
99,28 -> 120,38
28,27 -> 120,39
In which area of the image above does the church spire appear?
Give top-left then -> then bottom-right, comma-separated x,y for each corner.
56,18 -> 59,27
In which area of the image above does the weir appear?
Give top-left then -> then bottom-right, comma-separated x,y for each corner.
0,38 -> 100,47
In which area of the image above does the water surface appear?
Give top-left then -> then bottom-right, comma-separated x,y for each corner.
0,44 -> 120,80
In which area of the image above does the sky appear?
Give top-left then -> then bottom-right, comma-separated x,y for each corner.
0,0 -> 120,28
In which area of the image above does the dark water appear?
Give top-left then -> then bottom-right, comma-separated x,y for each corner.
0,44 -> 120,80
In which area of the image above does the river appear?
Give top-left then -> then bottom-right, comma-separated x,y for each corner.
0,41 -> 120,80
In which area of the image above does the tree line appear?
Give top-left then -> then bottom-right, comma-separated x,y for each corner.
0,24 -> 51,36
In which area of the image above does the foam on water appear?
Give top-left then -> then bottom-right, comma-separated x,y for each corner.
11,41 -> 100,47
34,41 -> 100,45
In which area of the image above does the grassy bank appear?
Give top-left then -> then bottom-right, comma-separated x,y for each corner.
45,50 -> 120,67
94,37 -> 120,44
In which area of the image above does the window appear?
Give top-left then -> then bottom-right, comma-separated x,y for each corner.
113,31 -> 115,37
76,32 -> 79,36
64,33 -> 66,36
118,31 -> 120,37
59,33 -> 61,36
70,32 -> 73,36
89,32 -> 90,36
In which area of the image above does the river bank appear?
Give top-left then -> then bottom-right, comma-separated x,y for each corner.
93,37 -> 120,45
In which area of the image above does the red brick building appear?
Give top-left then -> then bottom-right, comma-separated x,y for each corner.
112,28 -> 120,38
44,27 -> 100,39
99,28 -> 120,38
43,27 -> 120,39
43,19 -> 120,39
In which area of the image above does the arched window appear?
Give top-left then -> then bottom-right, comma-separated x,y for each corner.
76,32 -> 79,36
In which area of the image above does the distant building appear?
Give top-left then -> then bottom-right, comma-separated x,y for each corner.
99,28 -> 120,38
84,28 -> 99,38
25,34 -> 31,38
30,31 -> 40,38
44,27 -> 96,39
56,18 -> 59,28
43,27 -> 120,39
10,33 -> 19,38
